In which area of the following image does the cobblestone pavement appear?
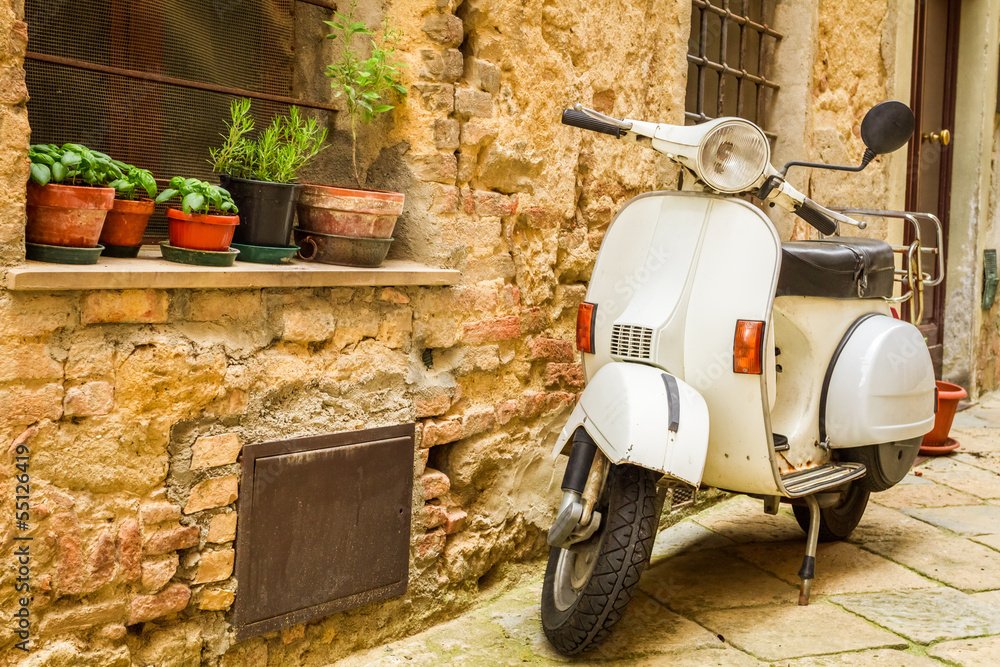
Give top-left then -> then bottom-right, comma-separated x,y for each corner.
339,398 -> 1000,666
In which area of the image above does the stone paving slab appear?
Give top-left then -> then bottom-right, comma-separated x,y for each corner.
915,457 -> 1000,500
689,495 -> 805,543
971,533 -> 1000,551
929,636 -> 1000,666
948,428 -> 1000,453
649,517 -> 735,564
693,601 -> 906,662
831,587 -> 1000,644
903,505 -> 1000,536
773,648 -> 943,666
873,473 -> 981,509
860,532 -> 1000,591
732,540 -> 936,595
640,548 -> 799,615
626,645 -> 764,666
953,450 -> 1000,474
847,502 -> 944,544
972,589 -> 1000,607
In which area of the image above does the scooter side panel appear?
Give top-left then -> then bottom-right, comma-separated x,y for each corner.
582,193 -> 711,379
550,363 -> 709,487
683,198 -> 783,495
825,315 -> 936,447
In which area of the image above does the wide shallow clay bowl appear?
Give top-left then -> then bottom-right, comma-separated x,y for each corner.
296,185 -> 404,239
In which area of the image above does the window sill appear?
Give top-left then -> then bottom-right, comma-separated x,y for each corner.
4,246 -> 460,291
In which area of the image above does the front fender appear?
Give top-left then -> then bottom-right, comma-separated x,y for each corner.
551,363 -> 710,487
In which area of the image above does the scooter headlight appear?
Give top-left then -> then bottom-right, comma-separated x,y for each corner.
696,120 -> 770,193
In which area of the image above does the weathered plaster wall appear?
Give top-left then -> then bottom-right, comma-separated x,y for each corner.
767,0 -> 903,242
953,1 -> 1000,394
976,117 -> 1000,388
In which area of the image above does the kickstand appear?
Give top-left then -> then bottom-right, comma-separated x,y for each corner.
798,494 -> 820,606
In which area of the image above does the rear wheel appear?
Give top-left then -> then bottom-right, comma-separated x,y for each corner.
541,464 -> 659,656
792,482 -> 870,542
838,437 -> 922,492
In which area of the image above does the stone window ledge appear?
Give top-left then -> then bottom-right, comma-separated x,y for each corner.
4,247 -> 459,291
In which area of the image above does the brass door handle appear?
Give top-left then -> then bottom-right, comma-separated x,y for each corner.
922,129 -> 951,146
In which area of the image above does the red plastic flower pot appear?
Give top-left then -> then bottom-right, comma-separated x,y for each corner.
100,198 -> 156,248
920,380 -> 968,454
26,182 -> 116,247
166,208 -> 240,251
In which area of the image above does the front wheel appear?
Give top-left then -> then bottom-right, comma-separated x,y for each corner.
541,464 -> 659,656
792,482 -> 870,542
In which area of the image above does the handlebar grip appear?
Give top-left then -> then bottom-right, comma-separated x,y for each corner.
561,109 -> 625,138
795,198 -> 839,236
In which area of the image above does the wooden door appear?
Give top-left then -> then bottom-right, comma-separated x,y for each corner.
906,0 -> 961,377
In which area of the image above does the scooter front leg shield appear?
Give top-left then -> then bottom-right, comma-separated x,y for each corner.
551,363 -> 710,487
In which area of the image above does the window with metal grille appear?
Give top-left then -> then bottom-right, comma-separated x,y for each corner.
685,0 -> 781,134
24,0 -> 337,239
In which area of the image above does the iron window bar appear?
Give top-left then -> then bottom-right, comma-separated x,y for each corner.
686,0 -> 781,137
25,52 -> 339,114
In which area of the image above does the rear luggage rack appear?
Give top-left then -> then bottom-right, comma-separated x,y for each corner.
833,209 -> 944,325
781,462 -> 866,497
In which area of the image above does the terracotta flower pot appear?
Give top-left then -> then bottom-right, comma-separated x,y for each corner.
296,184 -> 404,239
26,182 -> 115,247
166,208 -> 240,252
920,380 -> 967,455
100,198 -> 156,248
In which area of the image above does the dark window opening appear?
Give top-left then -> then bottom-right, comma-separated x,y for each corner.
24,0 -> 336,239
685,0 -> 781,136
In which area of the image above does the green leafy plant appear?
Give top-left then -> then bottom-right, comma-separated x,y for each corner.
155,177 -> 239,215
28,143 -> 124,188
210,98 -> 328,183
324,2 -> 407,185
106,161 -> 158,201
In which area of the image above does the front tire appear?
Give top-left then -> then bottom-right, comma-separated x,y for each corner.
541,464 -> 659,656
792,482 -> 870,542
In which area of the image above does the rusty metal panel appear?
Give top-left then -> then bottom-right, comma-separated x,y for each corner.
233,424 -> 414,638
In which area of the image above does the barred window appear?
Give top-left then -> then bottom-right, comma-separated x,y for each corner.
685,0 -> 781,134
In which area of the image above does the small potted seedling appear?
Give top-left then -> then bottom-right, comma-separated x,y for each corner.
296,3 -> 406,267
100,161 -> 159,257
155,177 -> 241,265
26,143 -> 118,262
210,98 -> 326,253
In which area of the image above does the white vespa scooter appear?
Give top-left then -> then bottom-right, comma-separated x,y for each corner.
542,101 -> 939,655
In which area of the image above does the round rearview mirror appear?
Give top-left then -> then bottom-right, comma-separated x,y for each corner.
860,101 -> 915,155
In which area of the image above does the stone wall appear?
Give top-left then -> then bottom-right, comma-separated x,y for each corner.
0,0 -> 27,266
975,117 -> 1000,389
1,0 -> 692,662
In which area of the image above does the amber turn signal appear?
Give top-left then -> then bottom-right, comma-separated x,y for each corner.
576,302 -> 597,353
733,320 -> 765,375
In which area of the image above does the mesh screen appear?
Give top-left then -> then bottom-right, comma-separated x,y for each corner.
26,0 -> 295,96
25,0 -> 323,240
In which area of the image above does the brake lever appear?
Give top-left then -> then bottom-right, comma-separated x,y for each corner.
573,104 -> 634,131
761,177 -> 868,230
